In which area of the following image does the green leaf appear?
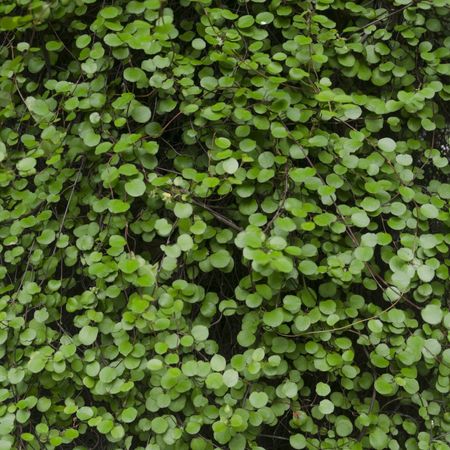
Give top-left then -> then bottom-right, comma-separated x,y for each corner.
290,434 -> 306,449
131,105 -> 151,123
99,367 -> 117,383
308,135 -> 328,147
210,354 -> 226,372
298,260 -> 318,276
360,197 -> 380,212
335,416 -> 353,437
76,34 -> 91,48
351,211 -> 370,227
369,428 -> 389,450
118,258 -> 139,274
417,265 -> 435,282
271,256 -> 293,273
124,67 -> 146,83
100,6 -> 120,19
210,250 -> 231,268
420,204 -> 439,219
77,406 -> 94,421
271,122 -> 288,138
375,374 -> 397,396
108,199 -> 130,214
76,235 -> 94,251
343,104 -> 362,120
192,38 -> 206,50
354,246 -> 373,262
263,308 -> 284,327
174,202 -> 193,218
177,234 -> 194,251
318,399 -> 334,414
223,158 -> 239,174
282,381 -> 298,398
147,359 -> 163,371
191,325 -> 208,342
25,98 -> 50,117
151,417 -> 168,434
316,383 -> 331,396
79,326 -> 98,345
120,407 -> 137,423
205,372 -> 223,390
237,15 -> 255,28
223,369 -> 239,387
421,304 -> 443,325
125,178 -> 146,197
377,137 -> 396,152
249,392 -> 268,408
215,137 -> 231,149
8,368 -> 25,384
17,157 -> 36,172
0,142 -> 6,162
256,12 -> 274,25
37,229 -> 56,245
28,352 -> 46,374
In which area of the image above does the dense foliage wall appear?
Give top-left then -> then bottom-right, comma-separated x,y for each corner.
0,0 -> 449,449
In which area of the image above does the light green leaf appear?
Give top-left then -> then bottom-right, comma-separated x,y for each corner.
125,178 -> 146,197
377,137 -> 396,152
290,434 -> 307,449
421,304 -> 443,325
79,326 -> 98,345
223,158 -> 239,174
223,369 -> 239,387
249,391 -> 268,408
131,105 -> 151,123
174,202 -> 193,218
210,250 -> 231,268
318,399 -> 334,414
191,325 -> 208,342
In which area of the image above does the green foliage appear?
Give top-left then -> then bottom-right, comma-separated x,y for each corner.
0,0 -> 449,449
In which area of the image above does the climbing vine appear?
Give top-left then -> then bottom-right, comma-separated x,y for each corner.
0,0 -> 449,449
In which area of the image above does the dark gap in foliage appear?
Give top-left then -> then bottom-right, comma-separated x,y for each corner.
61,429 -> 111,450
257,419 -> 293,450
210,313 -> 243,360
